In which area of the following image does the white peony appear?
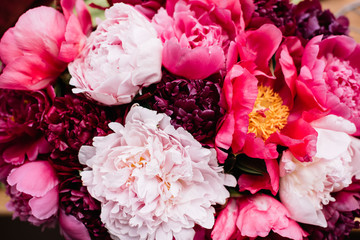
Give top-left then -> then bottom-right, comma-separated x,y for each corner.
79,105 -> 236,239
279,115 -> 360,227
69,3 -> 163,105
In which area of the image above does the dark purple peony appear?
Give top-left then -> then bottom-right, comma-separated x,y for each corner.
43,93 -> 122,173
59,176 -> 111,240
293,0 -> 349,42
0,88 -> 53,168
303,179 -> 360,239
252,0 -> 296,36
150,69 -> 225,146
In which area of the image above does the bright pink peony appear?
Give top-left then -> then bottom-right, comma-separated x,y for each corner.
152,0 -> 237,79
79,105 -> 235,240
69,3 -> 163,105
297,35 -> 360,135
0,0 -> 91,91
216,26 -> 318,165
211,195 -> 307,240
6,161 -> 59,226
280,115 -> 360,227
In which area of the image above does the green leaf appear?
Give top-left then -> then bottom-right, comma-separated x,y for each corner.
236,163 -> 265,176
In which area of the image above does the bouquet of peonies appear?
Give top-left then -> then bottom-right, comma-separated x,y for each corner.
1,0 -> 360,239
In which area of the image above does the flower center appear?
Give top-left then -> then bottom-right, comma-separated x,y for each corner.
248,85 -> 289,140
116,150 -> 149,186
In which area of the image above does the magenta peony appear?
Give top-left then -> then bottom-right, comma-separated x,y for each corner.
216,24 -> 319,164
79,105 -> 235,240
69,3 -> 163,105
0,0 -> 91,91
297,35 -> 360,135
0,88 -> 53,166
6,161 -> 59,226
211,195 -> 307,240
152,0 -> 237,79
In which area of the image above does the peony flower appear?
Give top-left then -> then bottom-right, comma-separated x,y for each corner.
43,93 -> 120,173
279,115 -> 359,227
152,0 -> 237,79
251,0 -> 296,36
150,69 -> 225,146
69,3 -> 163,106
293,0 -> 349,42
297,35 -> 360,135
79,105 -> 235,240
216,24 -> 319,165
59,176 -> 111,240
6,161 -> 59,227
303,180 -> 360,239
211,195 -> 307,240
0,0 -> 91,91
0,88 -> 53,166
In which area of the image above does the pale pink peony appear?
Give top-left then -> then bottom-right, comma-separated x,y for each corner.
69,3 -> 163,105
211,195 -> 307,240
79,105 -> 235,240
0,0 -> 91,91
279,115 -> 360,227
152,0 -> 237,79
6,161 -> 59,226
297,35 -> 360,135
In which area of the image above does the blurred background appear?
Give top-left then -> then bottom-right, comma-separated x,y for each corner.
1,0 -> 360,239
321,0 -> 360,42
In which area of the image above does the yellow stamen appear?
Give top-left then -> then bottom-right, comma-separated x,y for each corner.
248,85 -> 289,140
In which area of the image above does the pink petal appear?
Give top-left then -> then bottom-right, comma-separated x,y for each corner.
211,198 -> 240,240
29,186 -> 59,220
236,194 -> 307,239
59,209 -> 91,240
7,161 -> 59,197
238,24 -> 282,70
273,220 -> 308,240
162,38 -> 225,79
268,118 -> 318,162
318,35 -> 357,60
58,14 -> 87,62
60,0 -> 92,35
8,7 -> 67,57
0,54 -> 59,90
0,28 -> 23,64
242,133 -> 278,160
